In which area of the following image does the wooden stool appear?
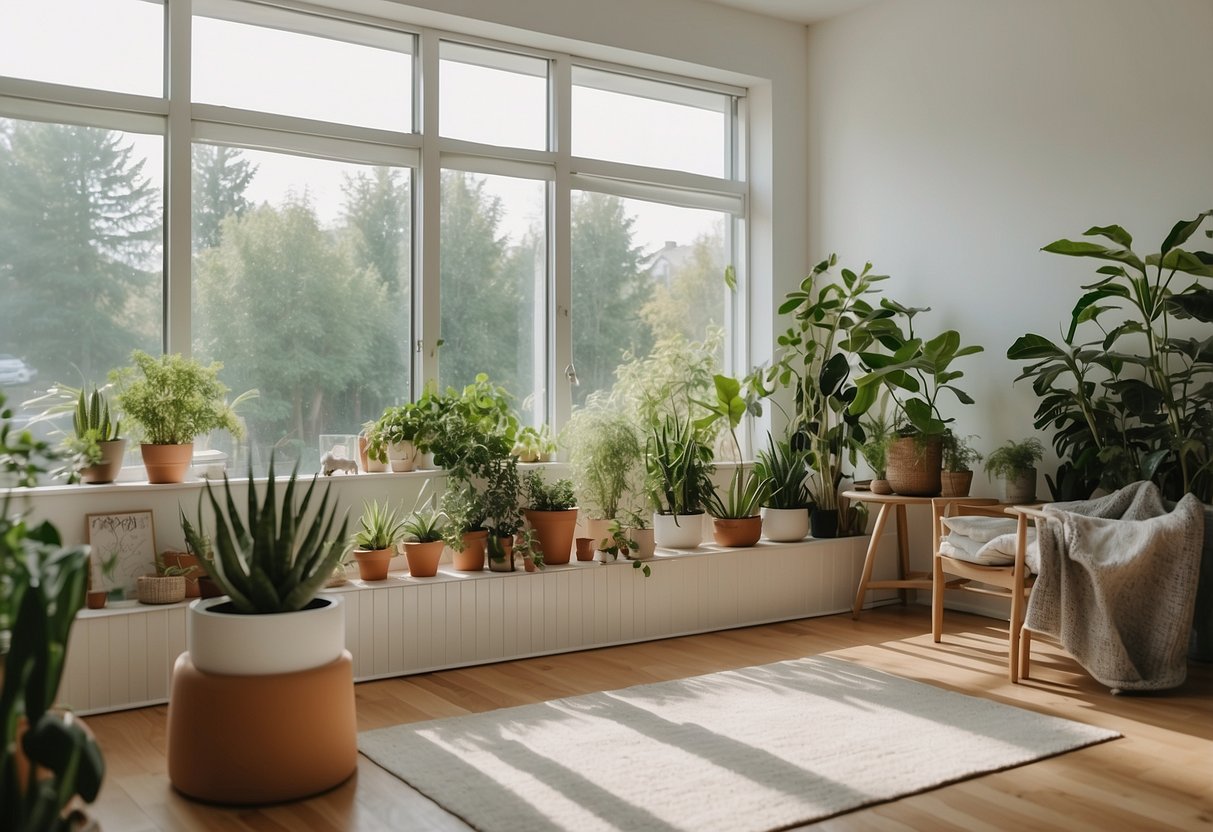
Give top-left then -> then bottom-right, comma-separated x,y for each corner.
167,650 -> 357,805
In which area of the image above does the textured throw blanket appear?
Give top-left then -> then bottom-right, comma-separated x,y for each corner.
1025,481 -> 1204,692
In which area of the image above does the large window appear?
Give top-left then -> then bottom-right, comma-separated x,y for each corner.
0,0 -> 746,474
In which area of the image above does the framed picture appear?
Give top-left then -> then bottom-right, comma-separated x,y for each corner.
86,510 -> 157,600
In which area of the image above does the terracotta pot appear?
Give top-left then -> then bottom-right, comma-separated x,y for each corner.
940,470 -> 974,498
525,508 -> 577,565
712,516 -> 763,547
585,517 -> 612,551
80,438 -> 127,484
523,553 -> 537,572
353,548 -> 392,581
870,478 -> 894,495
488,535 -> 515,572
653,512 -> 703,549
454,530 -> 488,571
760,507 -> 808,542
141,442 -> 193,484
575,537 -> 595,561
162,551 -> 202,597
387,440 -> 418,472
628,527 -> 656,559
86,590 -> 108,610
1004,468 -> 1037,503
885,436 -> 943,497
401,540 -> 443,577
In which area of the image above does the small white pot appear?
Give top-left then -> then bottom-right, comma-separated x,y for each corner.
187,594 -> 345,676
653,512 -> 703,549
387,440 -> 418,472
760,507 -> 809,542
629,527 -> 656,559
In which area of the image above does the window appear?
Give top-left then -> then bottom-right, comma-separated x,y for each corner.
0,1 -> 747,475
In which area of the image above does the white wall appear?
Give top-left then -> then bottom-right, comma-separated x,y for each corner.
806,0 -> 1213,497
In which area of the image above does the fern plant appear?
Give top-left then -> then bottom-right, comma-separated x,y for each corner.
180,457 -> 349,614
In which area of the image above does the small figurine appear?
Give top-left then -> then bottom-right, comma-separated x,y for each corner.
321,452 -> 358,476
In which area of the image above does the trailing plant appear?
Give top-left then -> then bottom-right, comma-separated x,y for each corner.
646,411 -> 714,517
523,471 -> 576,512
353,500 -> 407,551
985,438 -> 1044,480
512,527 -> 544,571
179,456 -> 350,614
111,350 -> 243,446
560,403 -> 642,521
752,256 -> 895,511
1008,212 -> 1213,501
753,433 -> 812,510
597,520 -> 651,577
1,392 -> 105,832
696,374 -> 766,519
942,432 -> 982,473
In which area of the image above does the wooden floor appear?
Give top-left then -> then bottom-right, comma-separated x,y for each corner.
84,605 -> 1213,831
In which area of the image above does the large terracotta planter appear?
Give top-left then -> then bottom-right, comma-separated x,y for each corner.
353,547 -> 392,581
712,516 -> 763,547
760,507 -> 808,542
454,530 -> 488,571
653,512 -> 703,549
525,508 -> 578,565
141,442 -> 193,484
885,436 -> 943,497
80,437 -> 127,484
940,470 -> 974,498
401,540 -> 444,577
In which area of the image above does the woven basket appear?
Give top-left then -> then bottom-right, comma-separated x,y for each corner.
885,436 -> 943,497
136,575 -> 186,605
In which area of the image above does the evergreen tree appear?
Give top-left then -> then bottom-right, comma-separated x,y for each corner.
640,224 -> 726,357
192,144 -> 256,252
0,119 -> 160,384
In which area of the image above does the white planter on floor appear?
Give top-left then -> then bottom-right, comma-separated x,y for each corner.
760,507 -> 809,542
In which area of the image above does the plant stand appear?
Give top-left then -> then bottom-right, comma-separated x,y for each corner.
166,651 -> 357,804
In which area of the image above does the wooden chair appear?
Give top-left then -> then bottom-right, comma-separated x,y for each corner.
931,500 -> 1046,683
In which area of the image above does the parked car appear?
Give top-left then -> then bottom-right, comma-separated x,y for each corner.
0,354 -> 37,385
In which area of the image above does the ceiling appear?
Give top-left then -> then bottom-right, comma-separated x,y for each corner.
704,0 -> 875,25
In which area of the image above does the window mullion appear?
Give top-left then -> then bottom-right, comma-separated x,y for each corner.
165,0 -> 193,356
416,28 -> 442,395
551,54 -> 573,436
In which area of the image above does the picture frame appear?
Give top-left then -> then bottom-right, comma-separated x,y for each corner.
86,510 -> 157,600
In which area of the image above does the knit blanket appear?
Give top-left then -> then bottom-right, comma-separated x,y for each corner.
1025,481 -> 1204,692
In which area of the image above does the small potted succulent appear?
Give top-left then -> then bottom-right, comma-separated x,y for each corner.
68,387 -> 126,484
985,438 -> 1044,503
754,433 -> 812,542
351,500 -> 406,581
400,504 -> 447,578
941,432 -> 982,497
646,412 -> 714,549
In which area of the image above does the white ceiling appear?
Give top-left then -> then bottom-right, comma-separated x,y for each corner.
704,0 -> 875,25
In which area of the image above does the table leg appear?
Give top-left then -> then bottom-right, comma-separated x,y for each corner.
896,503 -> 910,604
852,502 -> 893,618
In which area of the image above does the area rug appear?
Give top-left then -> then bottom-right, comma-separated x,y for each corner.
359,657 -> 1118,831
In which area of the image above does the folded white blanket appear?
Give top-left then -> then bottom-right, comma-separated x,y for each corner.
940,515 -> 1018,543
939,516 -> 1037,568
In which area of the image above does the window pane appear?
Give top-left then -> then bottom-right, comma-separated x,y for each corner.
440,43 -> 547,151
0,0 -> 163,97
573,67 -> 730,178
571,192 -> 727,405
192,146 -> 412,473
440,170 -> 545,425
0,118 -> 163,393
193,13 -> 414,132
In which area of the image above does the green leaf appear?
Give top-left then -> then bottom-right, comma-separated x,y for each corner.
1084,224 -> 1133,249
723,264 -> 737,292
819,352 -> 849,397
1042,239 -> 1145,271
1160,211 -> 1211,254
1007,334 -> 1065,361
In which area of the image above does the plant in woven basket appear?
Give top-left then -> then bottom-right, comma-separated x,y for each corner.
180,456 -> 350,614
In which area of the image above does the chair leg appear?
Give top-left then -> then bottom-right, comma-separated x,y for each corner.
1020,628 -> 1031,679
931,554 -> 944,643
1009,585 -> 1024,685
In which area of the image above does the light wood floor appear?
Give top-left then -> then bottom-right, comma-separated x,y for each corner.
84,605 -> 1213,831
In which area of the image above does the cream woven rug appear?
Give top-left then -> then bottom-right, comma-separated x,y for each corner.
359,657 -> 1117,831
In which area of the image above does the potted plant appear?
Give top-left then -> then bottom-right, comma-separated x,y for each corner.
512,424 -> 556,463
441,482 -> 489,571
351,500 -> 406,581
484,459 -> 523,573
561,403 -> 642,547
597,520 -> 652,577
646,411 -> 714,549
174,457 -> 356,804
752,256 -> 893,537
86,550 -> 119,609
136,553 -> 197,605
941,432 -> 982,498
851,305 -> 984,497
697,374 -> 766,547
369,403 -> 425,472
754,433 -> 812,542
1,394 -> 105,829
400,504 -> 447,578
522,471 -> 578,566
621,509 -> 656,559
111,350 -> 242,484
859,396 -> 895,495
985,438 -> 1044,503
64,386 -> 126,484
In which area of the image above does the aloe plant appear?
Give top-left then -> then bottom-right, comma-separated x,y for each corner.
353,500 -> 407,551
180,457 -> 349,614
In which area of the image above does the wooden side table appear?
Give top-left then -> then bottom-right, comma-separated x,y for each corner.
843,490 -> 998,618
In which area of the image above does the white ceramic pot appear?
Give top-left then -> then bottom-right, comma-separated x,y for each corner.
629,527 -> 656,559
387,440 -> 418,472
653,512 -> 703,549
760,507 -> 809,542
187,594 -> 345,676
